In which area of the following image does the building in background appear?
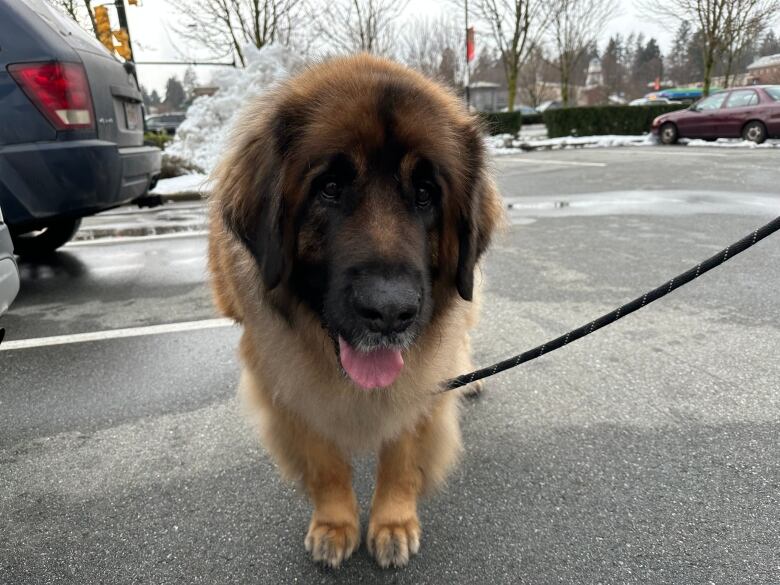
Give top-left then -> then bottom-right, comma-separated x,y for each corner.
746,54 -> 780,84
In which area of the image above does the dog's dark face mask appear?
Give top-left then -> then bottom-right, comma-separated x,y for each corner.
288,151 -> 439,389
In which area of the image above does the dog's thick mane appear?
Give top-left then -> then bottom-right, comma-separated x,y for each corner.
209,54 -> 503,328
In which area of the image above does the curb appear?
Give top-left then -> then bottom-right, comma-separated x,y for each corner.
157,191 -> 208,202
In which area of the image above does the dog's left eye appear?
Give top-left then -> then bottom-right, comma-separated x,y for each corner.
415,182 -> 434,208
320,180 -> 340,201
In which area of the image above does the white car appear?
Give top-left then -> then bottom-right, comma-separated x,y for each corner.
0,204 -> 20,321
629,97 -> 682,106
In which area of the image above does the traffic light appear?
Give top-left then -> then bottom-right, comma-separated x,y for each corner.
93,6 -> 113,53
113,29 -> 132,60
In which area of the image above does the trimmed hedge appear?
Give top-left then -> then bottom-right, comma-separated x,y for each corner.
543,104 -> 688,138
480,111 -> 522,135
478,111 -> 546,135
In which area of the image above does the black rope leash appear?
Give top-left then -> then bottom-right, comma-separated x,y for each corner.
441,215 -> 780,392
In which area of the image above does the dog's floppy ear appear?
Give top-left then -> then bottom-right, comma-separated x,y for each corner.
455,125 -> 502,301
222,186 -> 285,290
215,104 -> 301,290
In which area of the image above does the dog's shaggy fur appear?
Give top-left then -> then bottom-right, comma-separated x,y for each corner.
208,54 -> 503,568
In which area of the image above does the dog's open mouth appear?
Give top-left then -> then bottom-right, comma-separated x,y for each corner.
338,336 -> 404,390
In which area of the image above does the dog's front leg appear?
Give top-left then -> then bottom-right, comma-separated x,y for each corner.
300,434 -> 360,568
368,395 -> 461,568
368,432 -> 422,568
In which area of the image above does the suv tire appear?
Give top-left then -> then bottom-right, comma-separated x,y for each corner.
12,218 -> 82,256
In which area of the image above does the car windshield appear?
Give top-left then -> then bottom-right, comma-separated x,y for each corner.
766,86 -> 780,101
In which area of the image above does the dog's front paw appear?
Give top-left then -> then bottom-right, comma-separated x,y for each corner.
367,516 -> 421,568
304,518 -> 360,568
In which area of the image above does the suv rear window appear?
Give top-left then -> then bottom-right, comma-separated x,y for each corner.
766,87 -> 780,101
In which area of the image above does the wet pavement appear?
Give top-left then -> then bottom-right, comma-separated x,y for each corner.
1,147 -> 779,584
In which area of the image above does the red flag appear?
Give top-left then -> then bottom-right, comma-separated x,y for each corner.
466,27 -> 475,63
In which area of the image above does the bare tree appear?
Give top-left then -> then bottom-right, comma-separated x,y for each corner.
518,42 -> 557,107
475,0 -> 550,112
310,0 -> 408,56
167,0 -> 305,66
401,16 -> 464,86
548,0 -> 616,106
642,0 -> 759,96
45,0 -> 98,38
721,0 -> 780,87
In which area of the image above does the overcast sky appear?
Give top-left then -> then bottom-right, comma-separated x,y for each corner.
127,1 -> 673,95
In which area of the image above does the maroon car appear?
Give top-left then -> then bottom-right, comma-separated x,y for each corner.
652,85 -> 780,144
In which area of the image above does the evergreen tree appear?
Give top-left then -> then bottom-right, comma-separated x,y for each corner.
601,35 -> 625,95
759,30 -> 780,56
667,21 -> 693,84
437,47 -> 459,88
182,67 -> 198,98
163,77 -> 186,111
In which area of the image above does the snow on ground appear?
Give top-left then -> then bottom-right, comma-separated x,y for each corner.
487,129 -> 780,154
681,138 -> 780,148
151,174 -> 210,195
165,44 -> 304,173
486,132 -> 656,154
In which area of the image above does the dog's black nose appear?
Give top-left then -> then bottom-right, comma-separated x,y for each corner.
353,276 -> 420,335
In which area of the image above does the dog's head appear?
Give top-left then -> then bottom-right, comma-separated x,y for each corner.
215,55 -> 502,389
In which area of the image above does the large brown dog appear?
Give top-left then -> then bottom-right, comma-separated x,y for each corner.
208,54 -> 502,568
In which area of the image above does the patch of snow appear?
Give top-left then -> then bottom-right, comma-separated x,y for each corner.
487,132 -> 657,154
152,174 -> 210,195
681,138 -> 780,149
165,44 -> 304,173
487,131 -> 780,154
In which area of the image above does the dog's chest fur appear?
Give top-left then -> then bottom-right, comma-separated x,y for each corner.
239,293 -> 475,454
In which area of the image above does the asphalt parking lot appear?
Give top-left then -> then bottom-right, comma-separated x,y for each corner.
1,146 -> 779,584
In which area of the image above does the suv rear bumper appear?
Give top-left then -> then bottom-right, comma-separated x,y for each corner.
0,140 -> 161,229
0,221 -> 19,315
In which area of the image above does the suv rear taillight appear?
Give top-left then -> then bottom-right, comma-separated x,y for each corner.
8,62 -> 94,130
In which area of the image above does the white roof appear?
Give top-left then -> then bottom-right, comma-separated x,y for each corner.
469,81 -> 501,89
747,54 -> 780,70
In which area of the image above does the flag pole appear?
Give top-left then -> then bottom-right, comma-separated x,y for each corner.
465,0 -> 470,109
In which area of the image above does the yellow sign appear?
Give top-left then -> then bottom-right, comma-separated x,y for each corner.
113,28 -> 132,60
93,6 -> 112,53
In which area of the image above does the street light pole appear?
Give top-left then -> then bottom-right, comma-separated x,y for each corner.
465,0 -> 470,109
113,0 -> 135,62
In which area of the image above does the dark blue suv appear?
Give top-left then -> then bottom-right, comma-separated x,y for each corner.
0,0 -> 161,254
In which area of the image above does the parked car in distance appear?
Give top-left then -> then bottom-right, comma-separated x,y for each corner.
0,0 -> 161,255
536,100 -> 562,112
629,97 -> 682,106
652,86 -> 780,145
0,204 -> 20,320
146,112 -> 186,135
649,88 -> 705,103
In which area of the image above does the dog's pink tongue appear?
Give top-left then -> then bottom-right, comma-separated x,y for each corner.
338,337 -> 404,390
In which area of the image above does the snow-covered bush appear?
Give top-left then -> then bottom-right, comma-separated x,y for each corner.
166,44 -> 305,173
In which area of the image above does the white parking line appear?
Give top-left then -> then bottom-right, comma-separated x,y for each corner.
500,157 -> 607,167
67,230 -> 208,247
0,318 -> 235,351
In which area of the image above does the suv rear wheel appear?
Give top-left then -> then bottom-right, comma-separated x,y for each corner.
11,218 -> 82,256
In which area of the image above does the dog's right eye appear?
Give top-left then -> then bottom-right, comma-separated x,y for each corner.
320,180 -> 340,201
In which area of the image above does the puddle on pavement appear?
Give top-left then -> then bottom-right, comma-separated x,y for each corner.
506,190 -> 780,223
